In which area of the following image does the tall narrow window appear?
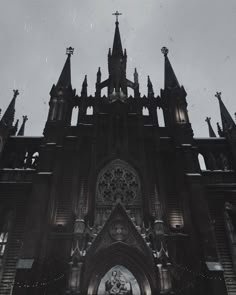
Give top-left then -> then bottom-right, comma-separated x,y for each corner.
198,154 -> 207,171
142,107 -> 149,116
175,102 -> 188,124
157,107 -> 165,127
86,106 -> 93,115
71,107 -> 79,126
50,98 -> 58,121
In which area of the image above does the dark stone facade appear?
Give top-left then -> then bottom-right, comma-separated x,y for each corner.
0,19 -> 235,295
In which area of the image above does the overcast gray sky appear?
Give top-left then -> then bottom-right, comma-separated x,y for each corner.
1,0 -> 236,136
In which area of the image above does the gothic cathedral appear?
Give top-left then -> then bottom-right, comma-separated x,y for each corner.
0,14 -> 236,295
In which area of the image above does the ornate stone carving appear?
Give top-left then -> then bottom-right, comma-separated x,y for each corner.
97,160 -> 140,205
109,220 -> 128,241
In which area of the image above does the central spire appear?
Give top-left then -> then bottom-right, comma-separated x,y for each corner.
107,11 -> 127,97
112,11 -> 123,57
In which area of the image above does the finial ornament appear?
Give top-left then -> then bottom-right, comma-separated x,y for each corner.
23,115 -> 28,122
161,47 -> 169,56
13,89 -> 19,98
66,47 -> 74,56
205,117 -> 211,123
112,10 -> 122,23
215,91 -> 222,100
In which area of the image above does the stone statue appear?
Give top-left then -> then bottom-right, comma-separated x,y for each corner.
105,270 -> 132,295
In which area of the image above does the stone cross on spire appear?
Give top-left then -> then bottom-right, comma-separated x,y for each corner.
161,47 -> 169,57
66,47 -> 74,56
13,89 -> 19,99
112,11 -> 122,23
215,91 -> 222,100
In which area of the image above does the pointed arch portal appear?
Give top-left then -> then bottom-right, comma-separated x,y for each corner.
85,243 -> 154,295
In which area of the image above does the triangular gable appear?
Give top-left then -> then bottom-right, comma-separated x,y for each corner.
87,203 -> 152,259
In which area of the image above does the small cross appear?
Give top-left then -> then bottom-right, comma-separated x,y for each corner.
205,117 -> 211,123
215,91 -> 222,100
161,47 -> 169,56
22,115 -> 28,122
66,47 -> 74,56
13,89 -> 19,98
112,11 -> 122,23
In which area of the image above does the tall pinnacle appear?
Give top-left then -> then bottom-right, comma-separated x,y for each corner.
147,76 -> 154,97
112,11 -> 123,57
205,117 -> 216,137
215,91 -> 236,133
1,89 -> 19,127
108,11 -> 127,96
56,47 -> 74,88
161,47 -> 180,89
17,115 -> 28,136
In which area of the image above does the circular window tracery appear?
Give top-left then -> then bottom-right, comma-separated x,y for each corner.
97,160 -> 140,205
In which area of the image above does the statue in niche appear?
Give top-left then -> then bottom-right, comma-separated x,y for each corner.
105,270 -> 133,295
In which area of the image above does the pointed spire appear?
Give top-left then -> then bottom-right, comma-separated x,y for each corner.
215,91 -> 236,133
205,117 -> 216,137
147,76 -> 154,97
96,67 -> 101,84
112,11 -> 123,57
134,68 -> 139,84
1,89 -> 19,127
56,47 -> 74,88
217,122 -> 224,137
161,47 -> 180,89
17,115 -> 28,136
81,75 -> 88,97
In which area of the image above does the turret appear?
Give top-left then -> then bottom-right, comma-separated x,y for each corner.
215,91 -> 236,136
160,47 -> 193,142
107,12 -> 127,98
44,47 -> 76,140
214,92 -> 236,170
95,12 -> 140,100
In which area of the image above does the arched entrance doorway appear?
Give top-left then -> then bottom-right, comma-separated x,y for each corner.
97,265 -> 141,295
85,243 -> 154,295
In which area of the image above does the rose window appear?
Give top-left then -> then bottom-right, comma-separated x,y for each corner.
97,160 -> 140,204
